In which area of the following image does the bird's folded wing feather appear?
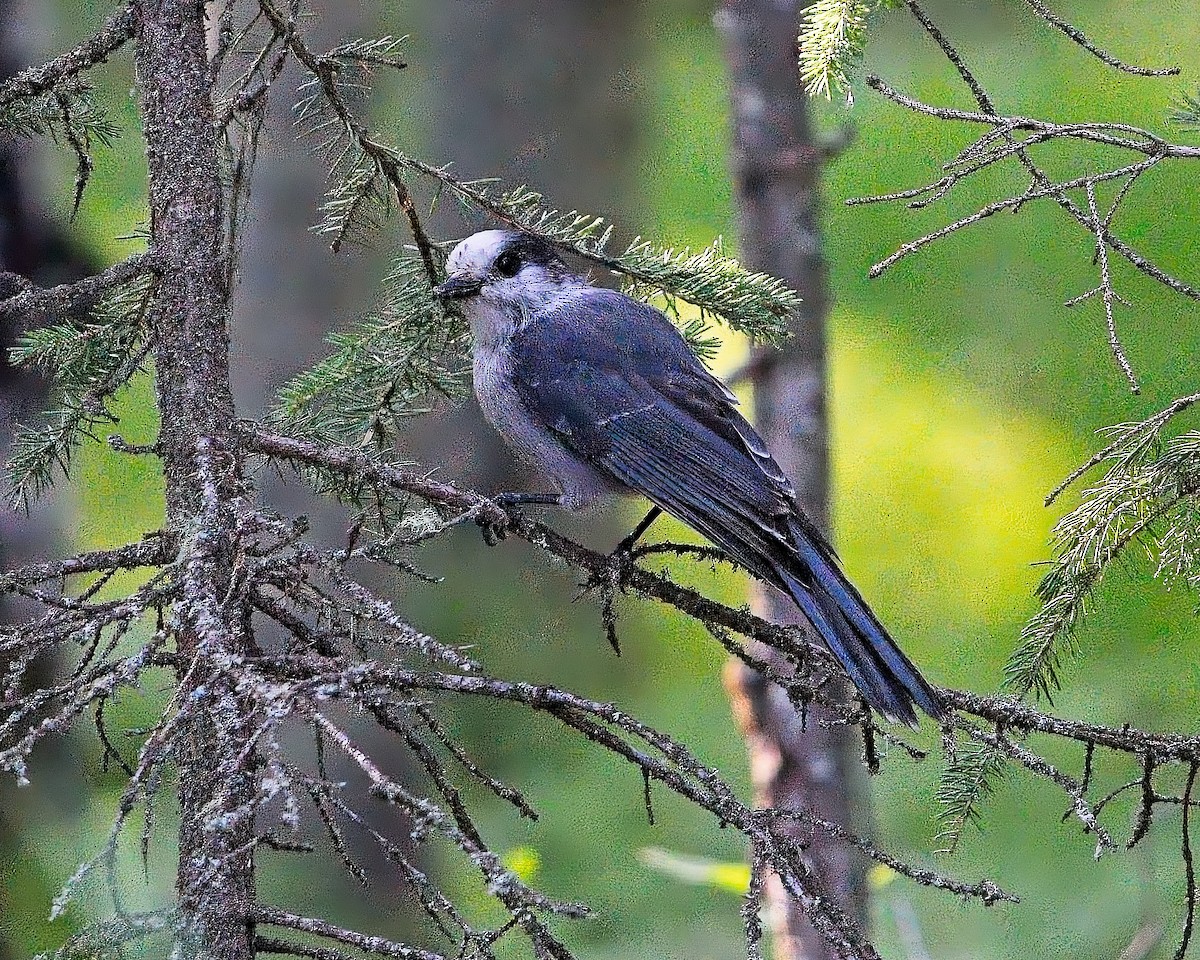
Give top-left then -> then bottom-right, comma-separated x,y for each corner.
508,291 -> 813,582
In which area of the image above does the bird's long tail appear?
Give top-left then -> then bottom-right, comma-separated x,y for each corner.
777,519 -> 945,726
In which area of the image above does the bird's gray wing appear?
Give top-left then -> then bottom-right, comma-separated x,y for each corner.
509,289 -> 944,724
508,289 -> 799,581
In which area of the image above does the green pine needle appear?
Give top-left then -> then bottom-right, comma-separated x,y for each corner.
935,743 -> 1009,853
325,35 -> 409,72
315,151 -> 391,251
798,0 -> 871,101
5,278 -> 152,509
796,0 -> 901,101
1007,413 -> 1200,698
469,184 -> 800,345
1170,90 -> 1200,131
0,79 -> 118,145
273,255 -> 468,454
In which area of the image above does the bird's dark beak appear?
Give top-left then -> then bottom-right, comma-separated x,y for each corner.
434,272 -> 483,301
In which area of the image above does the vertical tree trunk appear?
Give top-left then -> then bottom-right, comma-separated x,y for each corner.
134,2 -> 256,957
717,4 -> 868,958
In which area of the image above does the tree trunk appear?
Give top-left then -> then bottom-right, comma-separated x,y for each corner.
134,2 -> 256,957
717,3 -> 868,958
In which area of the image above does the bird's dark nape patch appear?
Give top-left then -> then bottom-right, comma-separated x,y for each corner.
500,232 -> 567,271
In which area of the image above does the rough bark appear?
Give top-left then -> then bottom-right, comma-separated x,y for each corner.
133,2 -> 256,957
717,3 -> 868,958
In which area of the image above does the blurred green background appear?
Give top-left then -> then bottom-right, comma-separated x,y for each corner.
4,1 -> 1200,958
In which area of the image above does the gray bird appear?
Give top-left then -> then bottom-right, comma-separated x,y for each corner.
435,229 -> 944,725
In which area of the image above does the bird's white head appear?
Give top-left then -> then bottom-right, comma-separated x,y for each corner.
435,230 -> 580,349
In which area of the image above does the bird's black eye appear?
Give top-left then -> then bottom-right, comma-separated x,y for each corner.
494,249 -> 521,278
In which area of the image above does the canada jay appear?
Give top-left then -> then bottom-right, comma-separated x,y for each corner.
435,229 -> 944,725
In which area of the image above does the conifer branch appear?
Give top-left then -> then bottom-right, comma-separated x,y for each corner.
796,0 -> 895,102
0,252 -> 157,327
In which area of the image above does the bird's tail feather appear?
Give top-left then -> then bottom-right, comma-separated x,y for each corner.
779,520 -> 945,726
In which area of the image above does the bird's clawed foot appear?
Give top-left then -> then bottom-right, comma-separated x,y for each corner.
577,506 -> 664,595
477,492 -> 562,546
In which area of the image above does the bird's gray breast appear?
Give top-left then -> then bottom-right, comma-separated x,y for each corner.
473,344 -> 624,509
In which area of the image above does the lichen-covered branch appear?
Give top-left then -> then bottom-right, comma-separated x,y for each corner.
0,0 -> 138,109
0,252 -> 157,327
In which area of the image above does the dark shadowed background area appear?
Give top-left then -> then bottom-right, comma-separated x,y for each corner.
3,1 -> 1199,958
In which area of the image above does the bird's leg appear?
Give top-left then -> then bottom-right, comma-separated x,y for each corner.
574,506 -> 666,657
493,492 -> 564,508
612,506 -> 663,559
479,492 -> 562,545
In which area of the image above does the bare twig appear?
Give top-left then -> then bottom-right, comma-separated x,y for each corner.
856,79 -> 1198,162
1018,0 -> 1180,77
1083,181 -> 1139,391
255,907 -> 446,960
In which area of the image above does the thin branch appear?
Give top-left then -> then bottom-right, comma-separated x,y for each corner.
0,252 -> 158,326
772,807 -> 1016,905
857,78 -> 1198,160
0,0 -> 139,109
255,907 -> 447,960
276,656 -> 885,959
1019,0 -> 1181,77
863,158 -> 1158,279
0,535 -> 176,591
1177,763 -> 1199,960
1083,181 -> 1139,391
